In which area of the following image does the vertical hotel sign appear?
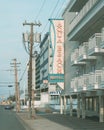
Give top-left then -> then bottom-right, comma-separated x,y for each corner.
49,19 -> 64,82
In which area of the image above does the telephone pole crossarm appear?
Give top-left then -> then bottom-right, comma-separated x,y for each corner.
23,21 -> 41,27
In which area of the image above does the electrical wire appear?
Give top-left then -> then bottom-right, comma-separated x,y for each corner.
55,0 -> 67,18
19,64 -> 27,82
0,82 -> 14,84
22,40 -> 29,54
21,0 -> 66,85
41,0 -> 69,34
49,0 -> 60,18
35,0 -> 46,20
41,0 -> 60,34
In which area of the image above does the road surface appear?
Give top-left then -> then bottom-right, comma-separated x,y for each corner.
0,105 -> 25,130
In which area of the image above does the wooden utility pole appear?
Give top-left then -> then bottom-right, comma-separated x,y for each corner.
23,21 -> 41,118
11,59 -> 20,112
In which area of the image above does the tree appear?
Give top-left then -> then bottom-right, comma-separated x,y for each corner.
7,95 -> 15,102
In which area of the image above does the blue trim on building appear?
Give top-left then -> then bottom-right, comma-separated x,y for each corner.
40,76 -> 48,84
40,58 -> 48,69
49,20 -> 56,73
48,74 -> 64,83
49,18 -> 64,20
40,46 -> 48,57
40,32 -> 49,48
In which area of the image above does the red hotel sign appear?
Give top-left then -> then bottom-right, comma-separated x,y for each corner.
50,19 -> 64,74
56,22 -> 64,73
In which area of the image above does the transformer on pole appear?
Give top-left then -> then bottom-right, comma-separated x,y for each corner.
22,21 -> 41,118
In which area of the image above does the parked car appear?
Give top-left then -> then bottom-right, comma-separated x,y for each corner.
4,105 -> 14,110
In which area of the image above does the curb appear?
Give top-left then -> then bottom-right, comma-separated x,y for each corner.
15,113 -> 34,130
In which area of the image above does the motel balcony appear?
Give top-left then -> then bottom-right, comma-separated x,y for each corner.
71,75 -> 87,92
71,69 -> 104,93
71,78 -> 78,93
87,69 -> 104,90
78,42 -> 96,62
100,27 -> 104,48
77,76 -> 84,92
88,33 -> 104,56
71,48 -> 86,66
68,0 -> 98,36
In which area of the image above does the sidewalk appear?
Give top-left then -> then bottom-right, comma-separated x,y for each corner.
17,112 -> 71,130
16,110 -> 104,130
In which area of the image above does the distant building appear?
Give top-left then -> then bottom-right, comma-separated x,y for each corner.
35,53 -> 40,101
62,0 -> 104,122
40,32 -> 50,106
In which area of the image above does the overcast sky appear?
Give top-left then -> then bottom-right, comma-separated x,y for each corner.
0,0 -> 69,99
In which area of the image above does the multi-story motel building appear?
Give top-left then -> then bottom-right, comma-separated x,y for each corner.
61,0 -> 104,122
39,19 -> 64,108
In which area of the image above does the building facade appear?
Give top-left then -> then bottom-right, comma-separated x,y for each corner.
40,32 -> 49,106
62,0 -> 104,122
35,53 -> 40,101
39,19 -> 64,108
49,19 -> 64,109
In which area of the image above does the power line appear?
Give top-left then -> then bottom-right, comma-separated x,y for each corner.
41,0 -> 60,34
19,65 -> 27,82
22,39 -> 30,55
0,82 -> 14,84
0,85 -> 12,87
55,0 -> 67,18
49,0 -> 60,18
36,0 -> 60,34
35,0 -> 46,20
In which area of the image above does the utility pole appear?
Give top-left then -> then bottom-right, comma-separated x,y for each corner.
23,21 -> 41,118
11,59 -> 20,112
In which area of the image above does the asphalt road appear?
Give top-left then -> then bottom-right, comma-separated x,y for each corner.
0,105 -> 25,130
41,114 -> 104,130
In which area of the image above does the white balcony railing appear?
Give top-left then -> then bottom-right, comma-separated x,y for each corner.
71,27 -> 104,63
71,48 -> 79,62
78,76 -> 84,90
95,70 -> 102,83
88,33 -> 102,50
71,69 -> 104,92
69,0 -> 98,33
88,33 -> 101,49
101,69 -> 104,82
71,78 -> 77,92
72,41 -> 96,63
101,27 -> 104,42
88,72 -> 95,86
100,27 -> 104,48
87,33 -> 104,56
71,78 -> 76,91
78,42 -> 88,57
